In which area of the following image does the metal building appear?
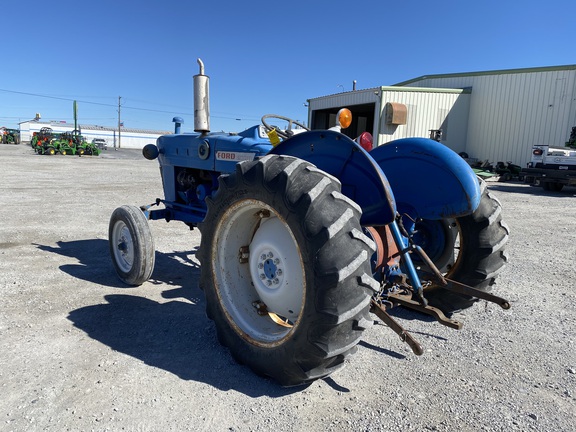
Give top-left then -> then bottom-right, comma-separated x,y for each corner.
308,65 -> 576,166
18,121 -> 170,150
308,87 -> 470,155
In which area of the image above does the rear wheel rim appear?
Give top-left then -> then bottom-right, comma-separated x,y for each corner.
213,199 -> 305,346
412,218 -> 461,275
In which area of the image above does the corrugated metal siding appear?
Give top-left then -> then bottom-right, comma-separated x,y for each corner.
404,69 -> 576,165
377,89 -> 470,154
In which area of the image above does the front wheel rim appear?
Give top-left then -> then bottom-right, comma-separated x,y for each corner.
112,220 -> 134,273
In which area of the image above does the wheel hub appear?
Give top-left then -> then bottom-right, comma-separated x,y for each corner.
118,240 -> 128,253
247,217 -> 303,323
256,252 -> 282,287
113,223 -> 134,272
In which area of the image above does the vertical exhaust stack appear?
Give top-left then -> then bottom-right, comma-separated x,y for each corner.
194,58 -> 210,133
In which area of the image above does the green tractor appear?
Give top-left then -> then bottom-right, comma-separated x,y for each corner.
32,128 -> 58,155
1,127 -> 20,144
71,130 -> 101,156
76,137 -> 101,156
53,131 -> 79,155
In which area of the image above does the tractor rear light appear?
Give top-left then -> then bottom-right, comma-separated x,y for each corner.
533,148 -> 543,156
336,108 -> 352,129
356,132 -> 373,152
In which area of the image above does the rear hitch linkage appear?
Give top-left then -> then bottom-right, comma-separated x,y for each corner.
370,214 -> 510,355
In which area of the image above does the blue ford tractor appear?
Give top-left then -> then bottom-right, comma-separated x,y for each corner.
109,60 -> 509,386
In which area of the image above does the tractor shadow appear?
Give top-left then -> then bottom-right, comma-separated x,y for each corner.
37,239 -> 427,394
66,293 -> 300,397
34,238 -> 200,296
36,238 -> 302,396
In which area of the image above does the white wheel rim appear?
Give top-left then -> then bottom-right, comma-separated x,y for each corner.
112,220 -> 134,273
213,199 -> 305,346
248,217 -> 304,324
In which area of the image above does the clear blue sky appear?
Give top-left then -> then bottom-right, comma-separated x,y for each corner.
1,0 -> 574,133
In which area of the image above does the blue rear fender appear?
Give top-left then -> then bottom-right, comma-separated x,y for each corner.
270,130 -> 397,226
369,138 -> 481,220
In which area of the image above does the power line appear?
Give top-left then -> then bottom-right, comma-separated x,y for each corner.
0,88 -> 115,107
0,88 -> 261,121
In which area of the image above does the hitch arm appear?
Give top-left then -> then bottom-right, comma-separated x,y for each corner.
387,294 -> 463,330
439,277 -> 511,310
411,245 -> 511,310
370,299 -> 424,356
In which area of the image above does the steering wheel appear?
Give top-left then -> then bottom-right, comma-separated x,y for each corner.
261,114 -> 309,139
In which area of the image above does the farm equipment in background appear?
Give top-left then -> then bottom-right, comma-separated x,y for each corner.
31,128 -> 101,156
29,102 -> 100,157
53,131 -> 79,155
59,130 -> 101,156
77,137 -> 102,156
109,59 -> 510,386
31,128 -> 57,155
494,161 -> 523,182
1,127 -> 20,144
521,126 -> 576,191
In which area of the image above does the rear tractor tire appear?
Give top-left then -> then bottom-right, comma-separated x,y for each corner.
414,181 -> 509,313
197,155 -> 377,386
109,205 -> 155,286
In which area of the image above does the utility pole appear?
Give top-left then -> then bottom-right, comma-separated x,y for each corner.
117,96 -> 122,149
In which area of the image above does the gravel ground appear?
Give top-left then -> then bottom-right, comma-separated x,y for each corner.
1,143 -> 575,432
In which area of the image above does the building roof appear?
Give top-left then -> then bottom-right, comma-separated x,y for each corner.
307,85 -> 470,103
394,64 -> 576,87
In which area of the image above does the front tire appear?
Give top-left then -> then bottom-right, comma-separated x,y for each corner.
197,155 -> 377,386
109,205 -> 155,286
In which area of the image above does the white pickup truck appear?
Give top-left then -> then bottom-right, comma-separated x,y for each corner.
522,129 -> 576,192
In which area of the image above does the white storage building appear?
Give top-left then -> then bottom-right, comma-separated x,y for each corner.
18,121 -> 170,150
308,65 -> 576,166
